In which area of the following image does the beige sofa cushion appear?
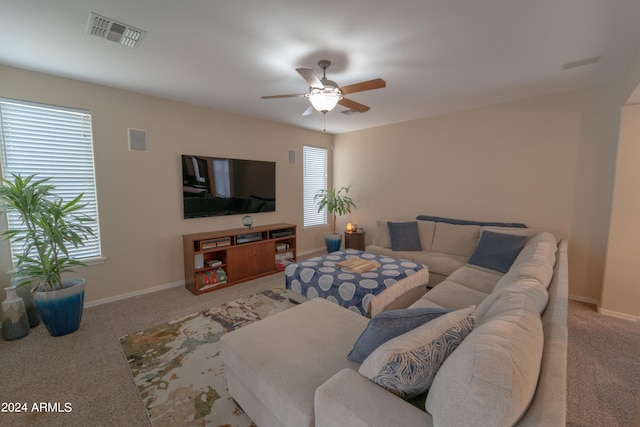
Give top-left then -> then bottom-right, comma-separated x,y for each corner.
500,232 -> 558,289
447,264 -> 504,295
365,245 -> 422,262
410,280 -> 489,311
410,264 -> 502,312
376,220 -> 394,248
221,298 -> 369,427
476,277 -> 549,324
481,225 -> 564,243
416,220 -> 436,251
426,291 -> 544,427
414,251 -> 468,276
431,222 -> 480,257
315,368 -> 432,427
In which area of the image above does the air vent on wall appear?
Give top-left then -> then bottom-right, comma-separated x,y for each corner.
86,13 -> 146,48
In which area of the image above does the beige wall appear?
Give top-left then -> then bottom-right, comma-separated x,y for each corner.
2,62 -> 636,313
600,103 -> 640,318
333,87 -> 620,303
599,41 -> 640,320
0,64 -> 332,303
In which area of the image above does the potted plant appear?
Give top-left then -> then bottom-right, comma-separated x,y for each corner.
314,186 -> 357,252
0,174 -> 95,337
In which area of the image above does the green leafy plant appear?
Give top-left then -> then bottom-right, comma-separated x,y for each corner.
0,174 -> 95,291
314,186 -> 357,234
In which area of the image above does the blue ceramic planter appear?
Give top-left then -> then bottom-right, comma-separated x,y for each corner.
324,232 -> 343,253
33,278 -> 85,337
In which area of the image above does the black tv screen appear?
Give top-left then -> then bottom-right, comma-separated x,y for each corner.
182,154 -> 276,218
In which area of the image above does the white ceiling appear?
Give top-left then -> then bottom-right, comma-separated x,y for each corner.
1,0 -> 640,134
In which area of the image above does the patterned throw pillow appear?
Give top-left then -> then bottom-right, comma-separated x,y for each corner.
359,306 -> 476,399
348,306 -> 451,363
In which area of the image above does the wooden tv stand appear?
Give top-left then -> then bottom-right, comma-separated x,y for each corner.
183,223 -> 296,295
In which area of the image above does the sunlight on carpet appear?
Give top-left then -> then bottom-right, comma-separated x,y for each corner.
119,288 -> 296,427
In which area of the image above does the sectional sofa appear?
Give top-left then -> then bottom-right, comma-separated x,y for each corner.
220,217 -> 568,426
367,216 -> 531,287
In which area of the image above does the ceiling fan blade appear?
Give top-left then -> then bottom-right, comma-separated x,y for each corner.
261,94 -> 307,99
302,105 -> 315,116
339,97 -> 370,113
340,78 -> 386,95
296,68 -> 324,88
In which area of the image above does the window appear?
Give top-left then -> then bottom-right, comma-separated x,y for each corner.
303,145 -> 328,228
0,98 -> 102,263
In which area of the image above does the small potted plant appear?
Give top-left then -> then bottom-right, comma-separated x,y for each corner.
314,186 -> 357,252
0,174 -> 95,337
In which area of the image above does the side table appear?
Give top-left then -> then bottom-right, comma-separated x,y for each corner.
344,230 -> 365,251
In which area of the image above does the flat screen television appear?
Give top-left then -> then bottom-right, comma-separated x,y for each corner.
181,154 -> 276,218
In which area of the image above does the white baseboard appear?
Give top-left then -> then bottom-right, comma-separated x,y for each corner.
298,248 -> 326,257
84,280 -> 185,308
597,307 -> 640,323
82,250 -> 321,309
569,294 -> 599,305
568,294 -> 640,322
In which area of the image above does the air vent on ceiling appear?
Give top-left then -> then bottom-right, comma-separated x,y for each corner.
562,55 -> 602,70
86,13 -> 146,48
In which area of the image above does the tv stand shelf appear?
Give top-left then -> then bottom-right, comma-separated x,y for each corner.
183,223 -> 296,295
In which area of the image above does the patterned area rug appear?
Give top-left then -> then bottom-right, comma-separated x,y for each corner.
119,288 -> 296,427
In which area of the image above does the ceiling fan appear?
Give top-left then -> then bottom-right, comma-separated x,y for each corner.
261,59 -> 386,115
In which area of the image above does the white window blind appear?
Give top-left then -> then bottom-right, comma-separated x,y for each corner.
0,98 -> 102,263
303,145 -> 327,228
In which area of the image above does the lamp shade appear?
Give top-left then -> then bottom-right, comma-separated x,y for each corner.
309,88 -> 341,113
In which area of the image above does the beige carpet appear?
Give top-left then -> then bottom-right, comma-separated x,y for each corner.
0,274 -> 282,427
566,300 -> 640,427
0,273 -> 639,426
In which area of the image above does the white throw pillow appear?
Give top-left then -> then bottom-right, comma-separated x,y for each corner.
359,306 -> 476,399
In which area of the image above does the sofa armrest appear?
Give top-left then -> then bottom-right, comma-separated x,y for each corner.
368,268 -> 429,316
314,368 -> 432,427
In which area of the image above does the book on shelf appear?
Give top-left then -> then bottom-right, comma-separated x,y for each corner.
275,251 -> 294,261
274,251 -> 295,270
199,237 -> 231,250
196,268 -> 228,290
275,259 -> 295,270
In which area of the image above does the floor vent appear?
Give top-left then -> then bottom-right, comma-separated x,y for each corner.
86,12 -> 146,48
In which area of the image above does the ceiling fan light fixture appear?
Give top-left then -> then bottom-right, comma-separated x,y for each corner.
308,88 -> 342,113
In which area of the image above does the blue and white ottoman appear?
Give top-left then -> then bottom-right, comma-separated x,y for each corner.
285,249 -> 429,316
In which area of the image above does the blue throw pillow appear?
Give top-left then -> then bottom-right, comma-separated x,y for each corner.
388,221 -> 422,251
468,231 -> 528,273
348,307 -> 451,363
